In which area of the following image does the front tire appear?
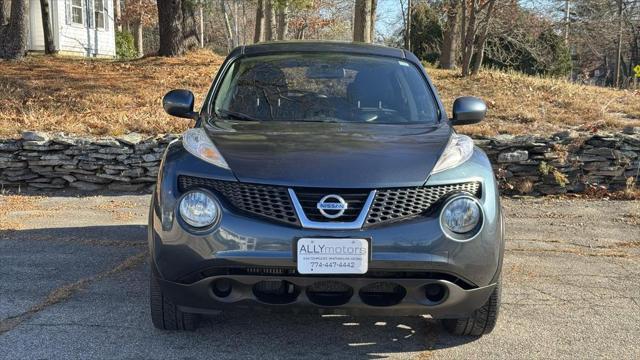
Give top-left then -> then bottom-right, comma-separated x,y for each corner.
441,281 -> 501,336
150,272 -> 200,331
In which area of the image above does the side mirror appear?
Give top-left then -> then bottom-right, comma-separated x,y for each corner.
163,89 -> 198,120
451,96 -> 486,125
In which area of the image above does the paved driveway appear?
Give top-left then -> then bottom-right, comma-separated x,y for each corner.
0,194 -> 638,359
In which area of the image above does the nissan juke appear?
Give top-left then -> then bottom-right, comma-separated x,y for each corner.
148,41 -> 504,336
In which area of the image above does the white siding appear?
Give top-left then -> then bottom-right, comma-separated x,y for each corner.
28,0 -> 45,51
54,0 -> 116,57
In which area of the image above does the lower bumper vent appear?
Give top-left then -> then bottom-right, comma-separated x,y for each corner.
307,281 -> 353,306
359,282 -> 406,307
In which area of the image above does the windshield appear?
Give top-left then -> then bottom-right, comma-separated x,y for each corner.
211,53 -> 439,124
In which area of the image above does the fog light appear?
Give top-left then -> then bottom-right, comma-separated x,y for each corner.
440,195 -> 482,236
179,190 -> 220,228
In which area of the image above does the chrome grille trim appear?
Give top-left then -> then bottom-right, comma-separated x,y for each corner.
288,189 -> 377,230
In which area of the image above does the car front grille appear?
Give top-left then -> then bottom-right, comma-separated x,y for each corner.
178,176 -> 299,226
178,176 -> 480,228
365,182 -> 481,226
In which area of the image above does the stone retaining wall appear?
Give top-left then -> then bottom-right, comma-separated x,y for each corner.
0,130 -> 638,195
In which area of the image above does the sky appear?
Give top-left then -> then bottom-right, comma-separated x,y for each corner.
375,0 -> 406,41
372,0 -> 561,42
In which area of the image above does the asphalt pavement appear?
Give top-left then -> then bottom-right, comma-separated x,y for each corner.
0,194 -> 638,359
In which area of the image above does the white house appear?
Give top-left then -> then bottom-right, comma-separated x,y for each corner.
28,0 -> 116,58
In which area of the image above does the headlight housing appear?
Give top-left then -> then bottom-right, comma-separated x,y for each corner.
179,190 -> 220,228
182,128 -> 230,169
440,195 -> 483,241
432,133 -> 474,174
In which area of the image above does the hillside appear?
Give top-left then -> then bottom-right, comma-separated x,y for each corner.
0,50 -> 638,137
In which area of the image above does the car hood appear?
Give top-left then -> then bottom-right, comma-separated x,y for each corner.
204,121 -> 452,188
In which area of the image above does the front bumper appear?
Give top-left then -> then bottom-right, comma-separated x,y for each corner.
149,141 -> 504,318
156,272 -> 497,317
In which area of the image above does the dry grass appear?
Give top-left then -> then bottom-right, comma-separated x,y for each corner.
0,50 -> 223,137
0,50 -> 638,137
428,66 -> 640,136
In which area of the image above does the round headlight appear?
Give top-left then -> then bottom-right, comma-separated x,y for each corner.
179,191 -> 220,228
441,196 -> 482,236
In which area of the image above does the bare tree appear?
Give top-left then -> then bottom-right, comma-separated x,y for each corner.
440,0 -> 460,69
39,0 -> 55,54
353,0 -> 373,42
254,0 -> 265,42
115,0 -> 122,31
460,0 -> 497,76
370,0 -> 377,41
471,0 -> 496,75
614,0 -> 623,87
276,0 -> 289,40
134,0 -> 144,57
221,0 -> 234,50
0,0 -> 7,26
157,0 -> 199,56
404,0 -> 411,49
564,0 -> 570,44
264,0 -> 275,40
0,0 -> 28,60
460,0 -> 478,76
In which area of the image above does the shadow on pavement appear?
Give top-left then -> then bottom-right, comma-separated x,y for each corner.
0,187 -> 152,198
184,309 -> 481,359
0,225 -> 147,244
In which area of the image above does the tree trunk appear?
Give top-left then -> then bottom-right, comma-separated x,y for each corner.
369,0 -> 377,42
461,0 -> 478,77
157,0 -> 198,56
133,20 -> 144,57
460,0 -> 466,62
158,0 -> 183,56
115,0 -> 122,31
0,0 -> 28,60
276,1 -> 288,40
353,0 -> 372,43
264,0 -> 274,41
242,0 -> 247,44
221,0 -> 233,51
405,0 -> 411,50
0,0 -> 6,26
253,0 -> 264,43
233,0 -> 239,45
614,0 -> 623,88
39,0 -> 55,54
439,0 -> 459,69
563,0 -> 570,45
471,0 -> 495,76
295,20 -> 307,40
199,0 -> 204,48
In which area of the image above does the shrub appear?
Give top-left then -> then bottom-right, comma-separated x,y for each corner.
116,31 -> 137,60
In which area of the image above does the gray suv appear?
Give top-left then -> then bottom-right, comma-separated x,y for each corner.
149,41 -> 504,337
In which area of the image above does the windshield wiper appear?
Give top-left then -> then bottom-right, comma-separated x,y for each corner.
215,109 -> 262,121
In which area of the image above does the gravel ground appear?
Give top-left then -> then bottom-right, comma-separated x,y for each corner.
0,194 -> 638,359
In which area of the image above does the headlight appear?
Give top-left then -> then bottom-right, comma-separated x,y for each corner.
182,128 -> 230,169
179,191 -> 220,228
432,133 -> 474,174
440,196 -> 482,240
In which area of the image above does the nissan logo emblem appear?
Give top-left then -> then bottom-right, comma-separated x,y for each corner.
317,194 -> 348,219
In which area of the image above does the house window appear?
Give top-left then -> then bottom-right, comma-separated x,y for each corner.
94,0 -> 105,29
71,0 -> 83,25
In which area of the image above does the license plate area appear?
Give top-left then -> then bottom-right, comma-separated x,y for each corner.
296,238 -> 369,275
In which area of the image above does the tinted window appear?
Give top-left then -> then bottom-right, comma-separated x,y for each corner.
212,53 -> 439,124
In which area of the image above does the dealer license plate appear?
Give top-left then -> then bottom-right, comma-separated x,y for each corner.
296,238 -> 369,275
